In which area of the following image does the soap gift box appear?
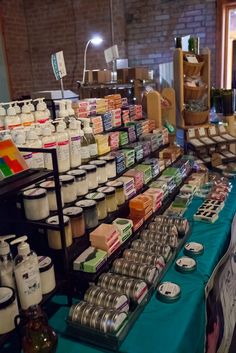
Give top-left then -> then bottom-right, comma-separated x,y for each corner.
194,209 -> 219,223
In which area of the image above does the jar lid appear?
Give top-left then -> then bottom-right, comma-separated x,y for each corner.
175,256 -> 197,273
156,282 -> 181,303
90,160 -> 106,168
85,192 -> 105,201
67,169 -> 87,178
23,187 -> 47,200
63,206 -> 83,218
100,155 -> 115,164
39,180 -> 56,191
79,165 -> 97,173
46,215 -> 70,226
106,181 -> 124,189
97,186 -> 116,195
184,242 -> 204,257
0,286 -> 15,309
59,175 -> 75,185
38,256 -> 53,273
76,199 -> 97,209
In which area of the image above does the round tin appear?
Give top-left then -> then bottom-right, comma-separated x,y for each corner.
184,242 -> 204,257
157,282 -> 181,303
175,256 -> 197,273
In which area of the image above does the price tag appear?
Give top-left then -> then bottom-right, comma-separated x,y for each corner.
198,127 -> 205,137
209,126 -> 216,136
188,128 -> 195,139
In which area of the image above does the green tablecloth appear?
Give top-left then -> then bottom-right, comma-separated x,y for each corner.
14,182 -> 236,353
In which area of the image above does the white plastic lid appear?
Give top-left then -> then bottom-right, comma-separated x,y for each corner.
22,102 -> 31,114
28,101 -> 35,112
14,102 -> 21,114
59,101 -> 68,118
7,103 -> 17,116
36,98 -> 46,111
11,236 -> 30,256
0,235 -> 15,256
69,118 -> 77,130
66,100 -> 74,116
0,104 -> 6,116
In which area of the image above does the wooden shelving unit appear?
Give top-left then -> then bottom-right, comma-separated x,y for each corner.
173,48 -> 211,128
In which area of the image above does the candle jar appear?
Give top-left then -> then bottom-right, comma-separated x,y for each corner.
99,155 -> 116,179
38,256 -> 56,295
46,215 -> 72,249
97,186 -> 117,213
59,175 -> 77,203
75,199 -> 98,229
23,188 -> 50,220
67,169 -> 88,197
0,287 -> 19,334
85,192 -> 107,220
63,206 -> 85,238
90,160 -> 107,184
106,180 -> 125,206
79,165 -> 98,190
39,180 -> 64,211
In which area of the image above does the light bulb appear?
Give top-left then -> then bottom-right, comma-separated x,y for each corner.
90,36 -> 103,46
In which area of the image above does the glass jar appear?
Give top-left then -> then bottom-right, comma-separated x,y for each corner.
90,160 -> 107,184
46,215 -> 72,249
99,155 -> 116,179
67,169 -> 88,196
39,180 -> 64,211
106,180 -> 125,206
59,175 -> 77,203
23,188 -> 49,220
97,186 -> 117,213
85,192 -> 107,220
79,165 -> 98,190
75,199 -> 98,229
0,287 -> 19,334
63,206 -> 85,238
38,256 -> 56,295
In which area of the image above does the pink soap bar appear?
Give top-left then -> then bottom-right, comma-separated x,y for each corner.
89,224 -> 118,241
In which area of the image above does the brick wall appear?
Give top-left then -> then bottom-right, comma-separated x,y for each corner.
1,0 -> 217,98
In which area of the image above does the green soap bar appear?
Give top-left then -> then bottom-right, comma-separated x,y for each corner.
73,247 -> 107,273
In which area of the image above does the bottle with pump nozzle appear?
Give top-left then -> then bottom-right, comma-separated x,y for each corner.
56,123 -> 70,172
28,100 -> 36,120
66,100 -> 75,118
26,130 -> 45,169
68,118 -> 81,167
34,98 -> 49,124
11,236 -> 42,310
0,103 -> 6,131
42,127 -> 57,170
15,132 -> 33,168
21,100 -> 35,127
82,119 -> 98,158
14,101 -> 22,114
58,100 -> 69,127
0,234 -> 16,289
79,120 -> 90,163
5,102 -> 22,129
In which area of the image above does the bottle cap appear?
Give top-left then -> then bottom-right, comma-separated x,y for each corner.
21,101 -> 31,114
11,236 -> 30,256
175,256 -> 197,273
13,102 -> 21,114
184,242 -> 204,257
0,235 -> 16,256
35,98 -> 47,111
7,102 -> 17,116
66,100 -> 75,116
156,282 -> 181,303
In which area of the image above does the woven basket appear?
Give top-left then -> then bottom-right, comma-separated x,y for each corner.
184,84 -> 207,101
183,110 -> 209,126
183,60 -> 204,77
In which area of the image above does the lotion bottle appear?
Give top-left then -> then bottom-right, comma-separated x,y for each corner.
79,121 -> 90,164
0,103 -> 6,131
15,132 -> 33,168
42,127 -> 57,170
11,236 -> 42,310
5,102 -> 22,129
34,98 -> 49,124
21,101 -> 35,127
0,234 -> 16,289
83,119 -> 98,158
26,130 -> 45,169
56,123 -> 70,172
68,118 -> 81,167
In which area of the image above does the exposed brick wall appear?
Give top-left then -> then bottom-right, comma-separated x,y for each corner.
0,0 -> 33,98
1,0 -> 217,97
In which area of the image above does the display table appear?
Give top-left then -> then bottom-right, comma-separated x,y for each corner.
4,181 -> 236,353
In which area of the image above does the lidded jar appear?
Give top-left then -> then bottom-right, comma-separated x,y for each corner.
63,206 -> 85,238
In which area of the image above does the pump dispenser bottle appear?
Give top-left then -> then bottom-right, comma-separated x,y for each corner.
34,98 -> 49,124
0,235 -> 16,288
83,119 -> 98,158
66,100 -> 75,119
0,103 -> 6,130
28,100 -> 36,121
79,121 -> 90,163
58,100 -> 69,127
42,127 -> 57,170
11,236 -> 42,310
14,101 -> 22,115
68,118 -> 81,167
21,101 -> 35,127
56,123 -> 70,172
15,132 -> 33,168
5,102 -> 22,129
26,130 -> 45,169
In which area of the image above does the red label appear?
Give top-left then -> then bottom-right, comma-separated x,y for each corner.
58,140 -> 69,146
37,118 -> 49,124
44,142 -> 56,148
8,123 -> 21,129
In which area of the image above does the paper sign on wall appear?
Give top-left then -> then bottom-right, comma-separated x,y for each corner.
104,45 -> 119,64
51,51 -> 67,80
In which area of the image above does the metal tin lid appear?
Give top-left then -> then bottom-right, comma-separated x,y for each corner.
97,186 -> 116,195
0,286 -> 16,309
59,174 -> 75,185
90,160 -> 106,168
175,256 -> 197,273
79,165 -> 97,173
85,192 -> 106,201
63,206 -> 83,218
38,256 -> 53,273
157,282 -> 181,303
106,181 -> 124,189
46,215 -> 70,226
67,169 -> 87,178
184,242 -> 204,257
39,180 -> 56,191
76,199 -> 97,209
23,187 -> 47,200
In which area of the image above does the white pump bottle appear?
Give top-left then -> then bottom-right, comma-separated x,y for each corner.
0,234 -> 16,289
56,123 -> 70,172
42,127 -> 57,170
26,130 -> 45,169
34,98 -> 50,124
5,102 -> 22,129
68,118 -> 81,167
21,100 -> 35,127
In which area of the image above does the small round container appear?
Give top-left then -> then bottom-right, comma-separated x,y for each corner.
39,180 -> 64,211
184,242 -> 204,257
63,206 -> 85,238
46,215 -> 72,249
67,169 -> 88,196
76,199 -> 98,229
175,256 -> 197,273
59,175 -> 77,203
23,188 -> 49,220
106,180 -> 125,206
85,192 -> 107,220
156,282 -> 181,303
38,256 -> 56,295
79,165 -> 98,190
100,155 -> 116,179
97,186 -> 117,213
0,286 -> 19,334
90,160 -> 107,184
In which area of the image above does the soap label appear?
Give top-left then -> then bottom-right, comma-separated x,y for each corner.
43,141 -> 56,169
57,140 -> 70,161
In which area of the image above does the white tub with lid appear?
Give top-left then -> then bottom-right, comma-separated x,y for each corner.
67,169 -> 88,196
79,165 -> 98,190
90,160 -> 107,184
46,215 -> 72,249
23,187 -> 49,220
38,256 -> 56,295
0,286 -> 19,334
59,175 -> 77,203
39,180 -> 64,211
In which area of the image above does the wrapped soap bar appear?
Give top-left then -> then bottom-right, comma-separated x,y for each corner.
73,246 -> 107,272
113,218 -> 133,243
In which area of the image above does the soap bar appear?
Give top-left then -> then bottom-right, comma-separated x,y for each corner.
73,246 -> 107,272
113,218 -> 133,243
194,210 -> 218,223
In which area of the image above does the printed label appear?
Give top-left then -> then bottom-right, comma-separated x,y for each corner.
89,143 -> 98,157
31,152 -> 44,169
81,146 -> 90,160
37,117 -> 49,124
43,141 -> 56,169
57,141 -> 70,162
158,282 -> 180,297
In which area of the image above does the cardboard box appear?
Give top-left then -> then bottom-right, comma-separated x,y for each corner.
117,68 -> 129,83
128,67 -> 149,81
92,69 -> 111,83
